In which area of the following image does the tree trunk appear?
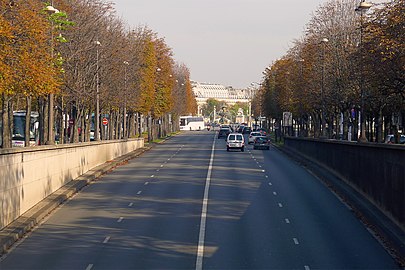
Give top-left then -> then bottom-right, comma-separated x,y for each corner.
24,96 -> 32,147
1,93 -> 12,148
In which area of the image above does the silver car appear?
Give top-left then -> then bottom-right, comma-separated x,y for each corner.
226,133 -> 245,152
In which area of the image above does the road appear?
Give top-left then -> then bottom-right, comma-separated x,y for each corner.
0,131 -> 399,269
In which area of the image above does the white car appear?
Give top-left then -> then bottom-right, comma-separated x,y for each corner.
226,133 -> 245,152
248,132 -> 262,144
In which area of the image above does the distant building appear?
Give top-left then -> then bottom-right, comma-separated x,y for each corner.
191,81 -> 256,115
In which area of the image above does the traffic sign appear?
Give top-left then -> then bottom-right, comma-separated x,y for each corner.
102,118 -> 108,126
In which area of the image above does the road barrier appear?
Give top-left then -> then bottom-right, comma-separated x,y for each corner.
0,138 -> 144,230
284,137 -> 404,232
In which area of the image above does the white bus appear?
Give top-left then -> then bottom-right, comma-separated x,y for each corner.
179,116 -> 205,131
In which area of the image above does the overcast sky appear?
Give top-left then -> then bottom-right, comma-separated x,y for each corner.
110,0 -> 373,89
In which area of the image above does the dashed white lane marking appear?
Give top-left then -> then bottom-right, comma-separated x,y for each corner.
265,175 -> 269,178
268,182 -> 272,186
262,170 -> 265,172
151,175 -> 155,178
273,192 -> 277,196
128,202 -> 133,207
293,238 -> 299,245
168,158 -> 171,161
144,182 -> 149,185
304,265 -> 311,270
285,218 -> 290,224
156,169 -> 160,172
86,264 -> 94,270
278,203 -> 283,208
103,236 -> 110,244
160,164 -> 164,167
117,217 -> 123,223
137,191 -> 142,195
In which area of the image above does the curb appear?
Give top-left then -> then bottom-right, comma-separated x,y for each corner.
0,146 -> 151,256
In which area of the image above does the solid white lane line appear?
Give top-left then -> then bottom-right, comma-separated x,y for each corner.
117,217 -> 123,223
293,238 -> 299,245
196,137 -> 216,270
86,264 -> 94,270
103,236 -> 110,244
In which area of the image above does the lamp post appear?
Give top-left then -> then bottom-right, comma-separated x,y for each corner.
320,38 -> 329,138
44,4 -> 59,145
94,40 -> 101,141
123,61 -> 129,139
355,0 -> 372,142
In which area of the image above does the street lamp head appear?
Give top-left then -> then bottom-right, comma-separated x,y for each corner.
123,61 -> 129,65
45,5 -> 59,13
321,38 -> 329,43
356,1 -> 372,13
94,40 -> 101,46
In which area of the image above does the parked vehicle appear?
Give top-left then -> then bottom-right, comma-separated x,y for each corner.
384,134 -> 405,144
253,136 -> 271,150
12,111 -> 39,147
248,131 -> 262,144
226,133 -> 245,152
218,128 -> 231,139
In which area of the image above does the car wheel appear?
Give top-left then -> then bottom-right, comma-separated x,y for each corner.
266,146 -> 270,150
227,147 -> 229,152
241,147 -> 244,152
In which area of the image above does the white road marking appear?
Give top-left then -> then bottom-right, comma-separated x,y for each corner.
156,169 -> 160,172
278,203 -> 283,208
262,170 -> 265,173
144,182 -> 149,185
273,192 -> 277,196
304,265 -> 311,270
128,202 -> 133,207
151,175 -> 155,178
285,218 -> 290,224
196,136 -> 216,270
137,191 -> 142,195
103,236 -> 110,244
117,217 -> 123,223
293,238 -> 299,245
265,175 -> 269,178
268,182 -> 272,186
160,164 -> 164,167
86,264 -> 94,270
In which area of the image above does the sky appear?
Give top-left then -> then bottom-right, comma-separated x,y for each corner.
110,0 -> 375,89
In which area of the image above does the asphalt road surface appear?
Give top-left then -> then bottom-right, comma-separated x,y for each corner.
0,131 -> 399,269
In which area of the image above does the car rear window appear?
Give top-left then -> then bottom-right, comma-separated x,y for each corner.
236,135 -> 243,140
228,135 -> 236,140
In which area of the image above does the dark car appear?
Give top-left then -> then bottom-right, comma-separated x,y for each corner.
253,136 -> 270,150
242,126 -> 252,134
218,128 -> 231,139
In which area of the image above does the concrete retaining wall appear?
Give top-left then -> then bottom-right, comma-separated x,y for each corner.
0,138 -> 144,230
284,137 -> 405,231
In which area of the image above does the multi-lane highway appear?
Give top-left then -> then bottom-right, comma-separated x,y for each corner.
0,131 -> 399,269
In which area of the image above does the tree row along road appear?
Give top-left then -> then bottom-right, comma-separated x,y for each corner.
0,131 -> 398,269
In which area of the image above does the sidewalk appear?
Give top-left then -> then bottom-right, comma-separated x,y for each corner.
0,145 -> 152,255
